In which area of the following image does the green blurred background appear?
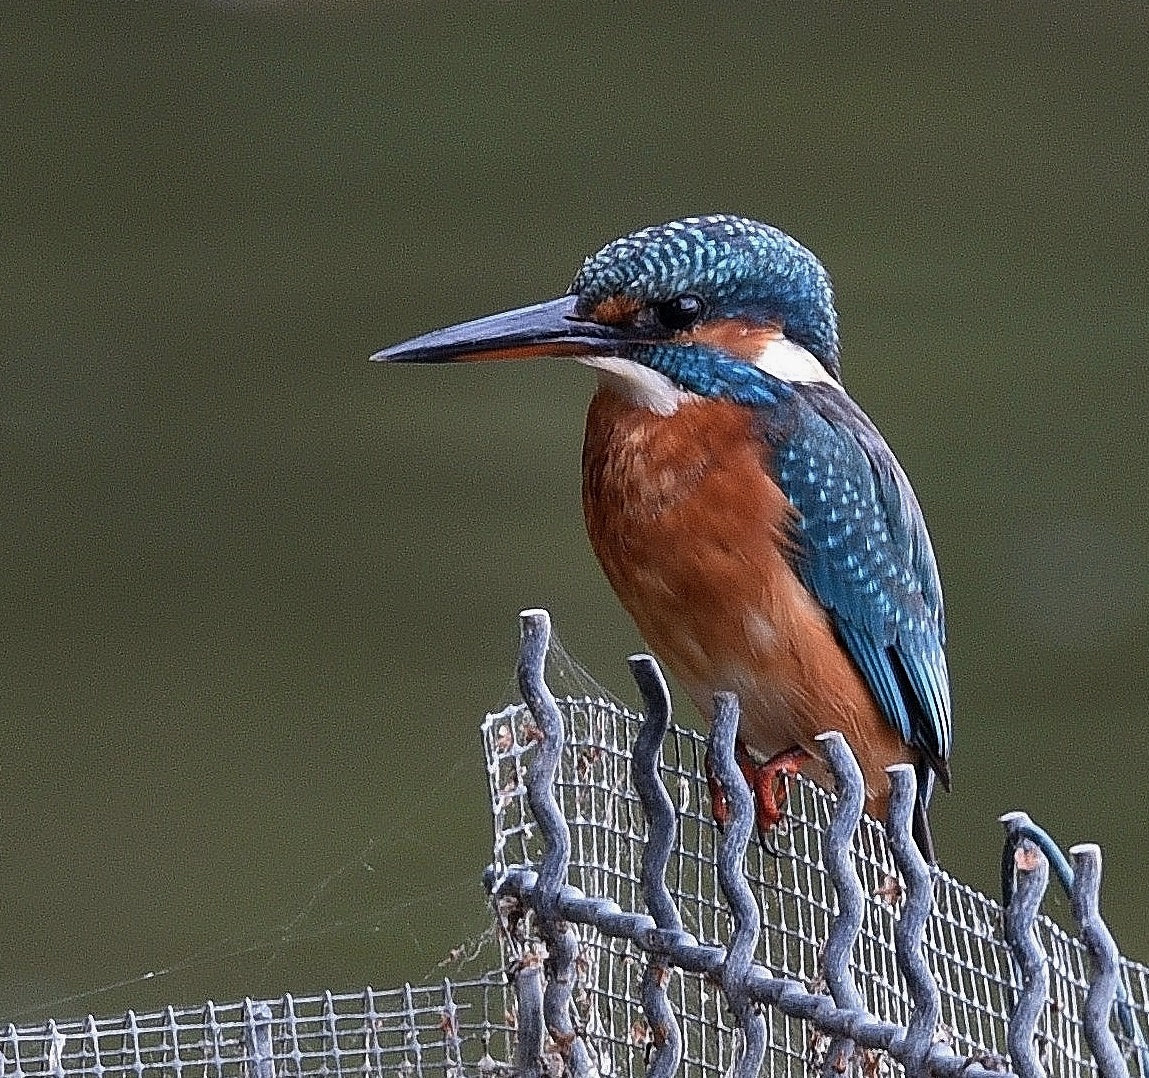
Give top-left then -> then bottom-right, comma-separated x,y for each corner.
3,2 -> 1147,1022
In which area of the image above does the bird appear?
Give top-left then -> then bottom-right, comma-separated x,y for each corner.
373,214 -> 952,860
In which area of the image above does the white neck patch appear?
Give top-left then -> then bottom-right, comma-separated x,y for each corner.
753,336 -> 840,386
576,355 -> 694,417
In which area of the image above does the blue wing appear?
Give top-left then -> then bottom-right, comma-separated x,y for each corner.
762,383 -> 953,789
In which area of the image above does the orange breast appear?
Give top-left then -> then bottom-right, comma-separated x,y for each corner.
581,385 -> 914,815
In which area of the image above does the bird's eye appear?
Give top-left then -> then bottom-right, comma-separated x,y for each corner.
652,294 -> 704,332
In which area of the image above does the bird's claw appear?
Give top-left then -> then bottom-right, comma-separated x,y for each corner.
706,742 -> 810,844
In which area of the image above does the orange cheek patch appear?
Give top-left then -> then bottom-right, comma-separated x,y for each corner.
690,319 -> 782,362
590,295 -> 643,325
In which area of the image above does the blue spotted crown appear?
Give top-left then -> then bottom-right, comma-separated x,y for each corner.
571,214 -> 841,380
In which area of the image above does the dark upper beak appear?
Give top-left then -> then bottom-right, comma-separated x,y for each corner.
371,295 -> 624,364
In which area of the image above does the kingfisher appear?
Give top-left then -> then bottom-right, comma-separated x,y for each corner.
373,214 -> 952,859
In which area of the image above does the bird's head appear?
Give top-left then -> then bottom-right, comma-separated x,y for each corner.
374,214 -> 842,413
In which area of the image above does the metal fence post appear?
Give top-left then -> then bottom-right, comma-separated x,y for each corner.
1000,817 -> 1051,1078
707,692 -> 768,1078
515,609 -> 601,1078
629,654 -> 686,1078
1070,844 -> 1128,1078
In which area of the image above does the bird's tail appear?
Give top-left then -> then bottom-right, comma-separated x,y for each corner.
911,764 -> 937,864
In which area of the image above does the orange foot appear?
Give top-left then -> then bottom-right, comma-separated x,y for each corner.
706,742 -> 811,840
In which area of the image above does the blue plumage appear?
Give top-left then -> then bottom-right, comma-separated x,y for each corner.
767,385 -> 952,787
572,215 -> 842,380
642,343 -> 787,407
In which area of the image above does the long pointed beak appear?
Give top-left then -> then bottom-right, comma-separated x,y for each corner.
371,295 -> 623,364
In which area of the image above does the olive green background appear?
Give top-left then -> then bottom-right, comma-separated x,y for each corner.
3,3 -> 1147,1022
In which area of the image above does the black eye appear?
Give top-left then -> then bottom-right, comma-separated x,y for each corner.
652,294 -> 704,332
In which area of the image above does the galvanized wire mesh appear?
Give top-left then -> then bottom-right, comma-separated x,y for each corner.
482,610 -> 1149,1078
0,981 -> 516,1078
3,609 -> 1147,1078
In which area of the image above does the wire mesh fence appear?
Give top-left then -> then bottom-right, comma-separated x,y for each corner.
2,607 -> 1147,1078
0,981 -> 516,1078
482,610 -> 1149,1078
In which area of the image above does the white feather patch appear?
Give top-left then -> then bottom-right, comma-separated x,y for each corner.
753,336 -> 839,385
577,355 -> 694,417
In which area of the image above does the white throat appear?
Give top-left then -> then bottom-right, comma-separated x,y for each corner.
577,355 -> 694,417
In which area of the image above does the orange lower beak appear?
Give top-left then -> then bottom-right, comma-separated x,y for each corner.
372,295 -> 624,364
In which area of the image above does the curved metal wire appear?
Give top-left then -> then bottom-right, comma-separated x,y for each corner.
495,608 -> 1142,1078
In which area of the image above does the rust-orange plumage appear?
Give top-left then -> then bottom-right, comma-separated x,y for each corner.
582,385 -> 915,821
